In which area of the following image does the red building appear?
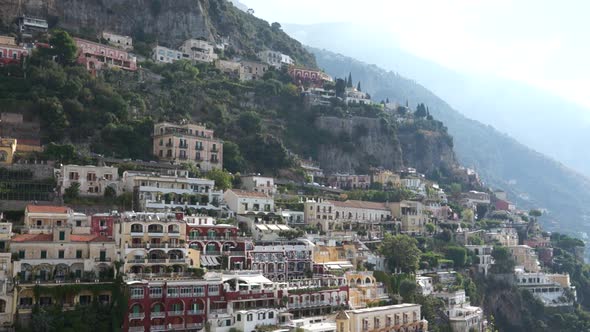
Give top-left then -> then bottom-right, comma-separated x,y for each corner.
287,276 -> 349,318
185,215 -> 252,270
75,38 -> 137,73
288,66 -> 333,87
124,272 -> 287,332
0,36 -> 28,66
91,212 -> 117,238
494,199 -> 515,212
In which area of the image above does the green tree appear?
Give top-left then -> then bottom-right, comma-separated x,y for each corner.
223,141 -> 245,173
39,97 -> 69,142
64,182 -> 80,201
347,72 -> 353,87
530,209 -> 542,217
357,81 -> 362,92
50,30 -> 78,65
399,279 -> 417,302
379,234 -> 421,273
206,169 -> 233,190
491,246 -> 516,273
446,246 -> 468,268
44,143 -> 76,163
238,111 -> 262,133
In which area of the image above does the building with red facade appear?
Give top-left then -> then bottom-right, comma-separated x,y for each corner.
91,212 -> 117,238
0,36 -> 28,66
75,38 -> 137,73
185,215 -> 252,270
288,66 -> 333,87
287,276 -> 349,318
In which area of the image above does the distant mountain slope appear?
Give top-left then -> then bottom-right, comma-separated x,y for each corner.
285,22 -> 590,178
311,47 -> 590,234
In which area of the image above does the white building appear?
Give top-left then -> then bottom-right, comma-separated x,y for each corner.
286,317 -> 336,332
152,45 -> 183,63
241,175 -> 277,196
249,239 -> 314,281
223,189 -> 275,215
344,87 -> 372,105
179,39 -> 218,63
122,171 -> 223,212
281,210 -> 305,226
465,245 -> 494,275
416,275 -> 433,295
257,50 -> 294,68
434,290 -> 486,332
57,165 -> 120,197
304,199 -> 391,235
102,31 -> 133,50
514,268 -> 576,307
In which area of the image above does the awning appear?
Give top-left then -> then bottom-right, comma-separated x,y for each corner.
200,256 -> 220,267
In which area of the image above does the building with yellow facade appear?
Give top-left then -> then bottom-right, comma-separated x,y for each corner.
335,304 -> 428,332
0,138 -> 16,164
346,271 -> 389,309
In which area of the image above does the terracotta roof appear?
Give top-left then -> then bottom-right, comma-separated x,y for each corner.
70,234 -> 113,242
329,200 -> 389,211
11,234 -> 53,242
26,205 -> 70,214
17,138 -> 41,146
229,189 -> 270,199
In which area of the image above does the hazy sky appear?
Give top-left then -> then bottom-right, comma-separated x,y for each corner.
240,0 -> 590,109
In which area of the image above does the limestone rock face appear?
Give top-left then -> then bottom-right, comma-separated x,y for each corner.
1,0 -> 213,47
315,116 -> 457,174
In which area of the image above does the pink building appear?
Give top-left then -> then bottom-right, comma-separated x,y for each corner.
0,36 -> 27,66
288,66 -> 333,87
75,38 -> 137,73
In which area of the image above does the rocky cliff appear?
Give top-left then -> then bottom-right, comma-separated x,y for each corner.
314,116 -> 457,174
0,0 -> 316,66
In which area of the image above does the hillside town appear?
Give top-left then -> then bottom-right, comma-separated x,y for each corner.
0,10 -> 588,332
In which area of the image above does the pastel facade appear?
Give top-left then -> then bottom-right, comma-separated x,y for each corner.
508,245 -> 540,273
122,171 -> 222,212
24,205 -> 74,233
240,175 -> 277,196
346,271 -> 388,309
328,174 -> 371,190
0,250 -> 14,327
11,229 -> 116,283
304,199 -> 391,234
390,201 -> 429,235
335,304 -> 428,332
514,269 -> 576,307
223,189 -> 274,215
289,67 -> 333,87
152,45 -> 183,63
116,212 -> 190,275
287,276 -> 349,317
257,50 -> 294,68
153,122 -> 223,171
75,38 -> 137,72
372,170 -> 401,187
57,165 -> 120,197
0,138 -> 16,164
179,39 -> 218,63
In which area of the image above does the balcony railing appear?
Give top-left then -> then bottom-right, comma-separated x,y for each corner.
179,143 -> 189,149
210,159 -> 219,164
147,232 -> 164,237
167,310 -> 184,316
170,324 -> 185,330
187,309 -> 205,315
150,325 -> 166,332
95,257 -> 111,262
128,326 -> 145,332
150,312 -> 165,319
128,312 -> 145,320
178,156 -> 188,160
186,323 -> 203,329
165,143 -> 174,147
146,259 -> 167,264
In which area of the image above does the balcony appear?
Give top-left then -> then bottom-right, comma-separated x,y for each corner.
165,143 -> 174,147
187,309 -> 205,315
210,159 -> 219,164
150,325 -> 166,332
129,327 -> 145,332
195,145 -> 204,151
128,259 -> 146,264
150,312 -> 165,319
186,323 -> 203,329
211,147 -> 218,153
148,232 -> 164,237
131,293 -> 144,300
130,231 -> 144,237
146,259 -> 167,264
169,324 -> 185,330
95,257 -> 112,262
179,143 -> 189,149
167,310 -> 184,316
178,155 -> 188,160
129,312 -> 145,320
168,232 -> 181,237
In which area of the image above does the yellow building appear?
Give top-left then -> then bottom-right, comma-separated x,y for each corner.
373,170 -> 401,187
346,271 -> 389,309
390,201 -> 429,235
0,138 -> 16,164
117,212 -> 191,275
508,245 -> 540,273
336,304 -> 428,332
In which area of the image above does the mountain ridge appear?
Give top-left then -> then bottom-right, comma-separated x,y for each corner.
310,47 -> 590,235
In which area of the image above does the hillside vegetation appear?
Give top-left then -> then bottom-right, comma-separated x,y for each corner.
311,47 -> 590,238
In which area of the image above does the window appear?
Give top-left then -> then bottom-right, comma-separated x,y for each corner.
19,297 -> 33,307
131,288 -> 144,299
37,220 -> 42,226
237,314 -> 241,322
79,295 -> 92,305
76,250 -> 82,259
180,287 -> 192,296
18,250 -> 25,259
76,220 -> 81,227
59,231 -> 65,240
193,286 -> 205,296
247,314 -> 253,322
209,285 -> 219,295
149,287 -> 162,298
268,312 -> 274,319
167,288 -> 178,297
58,250 -> 65,259
40,250 -> 47,259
